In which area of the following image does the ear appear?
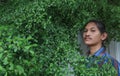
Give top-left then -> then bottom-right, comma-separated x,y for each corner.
101,32 -> 108,41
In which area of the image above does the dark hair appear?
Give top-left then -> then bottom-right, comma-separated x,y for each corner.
84,20 -> 106,34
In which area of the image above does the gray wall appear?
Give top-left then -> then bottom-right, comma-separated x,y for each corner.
109,41 -> 120,62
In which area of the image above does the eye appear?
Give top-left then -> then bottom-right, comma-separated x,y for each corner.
91,29 -> 96,32
83,29 -> 87,32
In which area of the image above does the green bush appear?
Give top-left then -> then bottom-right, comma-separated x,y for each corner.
73,56 -> 117,76
0,0 -> 119,76
0,25 -> 38,76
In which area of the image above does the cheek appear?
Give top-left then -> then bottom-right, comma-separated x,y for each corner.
83,34 -> 85,38
82,33 -> 85,38
93,34 -> 102,41
82,33 -> 86,37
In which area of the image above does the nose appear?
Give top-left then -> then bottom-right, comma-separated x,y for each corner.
84,31 -> 90,36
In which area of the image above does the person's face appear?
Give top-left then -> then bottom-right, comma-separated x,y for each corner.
83,22 -> 107,46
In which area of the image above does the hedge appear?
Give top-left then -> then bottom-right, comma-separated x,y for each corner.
0,0 -> 120,76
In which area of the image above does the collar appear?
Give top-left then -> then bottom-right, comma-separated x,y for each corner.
94,47 -> 105,56
87,47 -> 105,57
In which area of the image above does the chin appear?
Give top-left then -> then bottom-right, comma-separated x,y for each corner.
84,42 -> 93,46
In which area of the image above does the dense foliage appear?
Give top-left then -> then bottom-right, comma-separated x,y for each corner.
0,0 -> 120,76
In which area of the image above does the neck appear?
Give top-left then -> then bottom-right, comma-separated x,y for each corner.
89,44 -> 102,55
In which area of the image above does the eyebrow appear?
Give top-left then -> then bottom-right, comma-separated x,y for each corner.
91,27 -> 96,29
85,26 -> 96,29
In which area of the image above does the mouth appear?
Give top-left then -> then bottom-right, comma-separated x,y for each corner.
84,37 -> 92,41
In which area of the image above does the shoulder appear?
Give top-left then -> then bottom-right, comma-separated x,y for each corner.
105,53 -> 120,70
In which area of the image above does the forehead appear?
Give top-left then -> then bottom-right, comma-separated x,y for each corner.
85,22 -> 98,29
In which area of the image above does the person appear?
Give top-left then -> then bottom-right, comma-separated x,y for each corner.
82,20 -> 120,76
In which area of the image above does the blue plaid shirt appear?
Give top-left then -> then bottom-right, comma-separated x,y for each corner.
87,47 -> 120,76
